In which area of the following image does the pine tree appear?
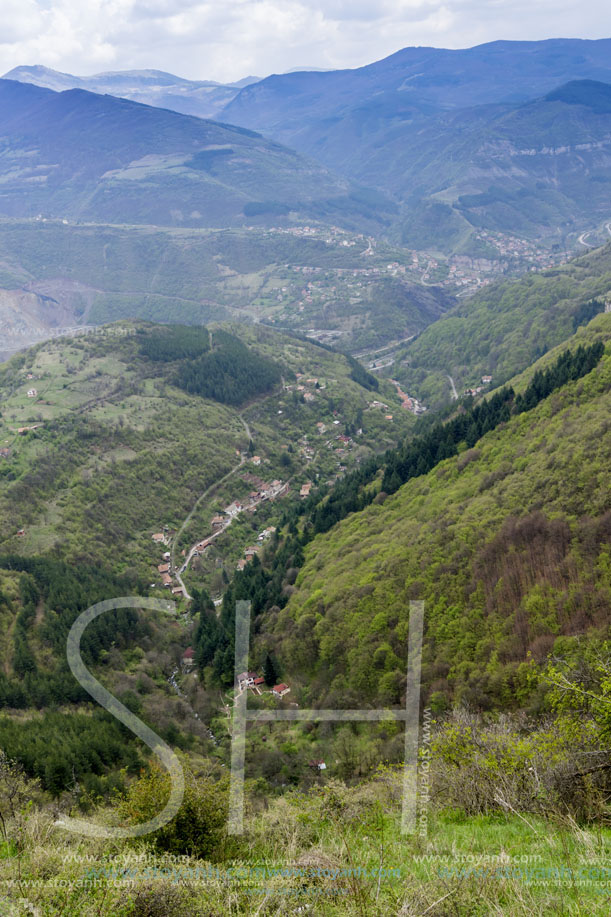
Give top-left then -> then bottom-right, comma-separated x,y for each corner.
263,653 -> 278,686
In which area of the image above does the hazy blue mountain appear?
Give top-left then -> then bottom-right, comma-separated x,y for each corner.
2,65 -> 260,119
224,60 -> 611,247
0,79 -> 395,230
390,80 -> 611,246
221,38 -> 611,146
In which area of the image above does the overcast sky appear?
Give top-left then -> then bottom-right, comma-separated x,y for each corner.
1,0 -> 610,83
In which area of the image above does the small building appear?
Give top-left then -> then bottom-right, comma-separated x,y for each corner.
272,683 -> 290,698
152,533 -> 165,543
172,586 -> 183,596
308,760 -> 327,771
300,482 -> 312,498
182,647 -> 195,666
251,456 -> 261,465
245,545 -> 260,558
224,501 -> 242,517
27,389 -> 38,398
16,528 -> 25,537
481,375 -> 493,384
236,558 -> 246,571
161,573 -> 172,587
237,672 -> 258,689
253,677 -> 265,687
162,551 -> 171,560
157,563 -> 170,574
211,515 -> 225,529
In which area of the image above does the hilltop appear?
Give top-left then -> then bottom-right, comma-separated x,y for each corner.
0,321 -> 414,577
0,220 -> 453,360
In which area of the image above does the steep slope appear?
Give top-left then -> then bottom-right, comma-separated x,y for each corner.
256,316 -> 611,711
3,64 -> 258,120
397,242 -> 611,405
0,80 -> 393,231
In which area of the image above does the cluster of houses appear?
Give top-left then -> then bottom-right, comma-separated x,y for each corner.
284,374 -> 324,402
465,375 -> 493,398
237,671 -> 290,698
391,380 -> 427,415
153,549 -> 183,595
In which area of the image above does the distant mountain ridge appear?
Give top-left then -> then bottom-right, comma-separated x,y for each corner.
0,79 -> 393,231
219,39 -> 611,248
2,64 -> 260,120
221,38 -> 611,139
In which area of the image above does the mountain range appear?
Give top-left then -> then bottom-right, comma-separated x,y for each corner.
5,40 -> 611,251
2,65 -> 259,120
221,40 -> 611,247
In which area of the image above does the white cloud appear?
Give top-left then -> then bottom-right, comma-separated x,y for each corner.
0,0 -> 609,82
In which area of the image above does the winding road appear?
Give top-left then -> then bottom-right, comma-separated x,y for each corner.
578,231 -> 596,249
170,414 -> 251,600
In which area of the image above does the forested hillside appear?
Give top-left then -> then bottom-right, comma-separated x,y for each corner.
254,316 -> 610,711
397,242 -> 611,405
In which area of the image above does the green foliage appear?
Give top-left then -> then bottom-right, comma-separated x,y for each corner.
117,764 -> 234,860
245,337 -> 611,709
0,711 -> 142,796
400,245 -> 611,405
175,329 -> 282,406
139,326 -> 210,362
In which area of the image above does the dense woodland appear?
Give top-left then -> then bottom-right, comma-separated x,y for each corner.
193,340 -> 608,695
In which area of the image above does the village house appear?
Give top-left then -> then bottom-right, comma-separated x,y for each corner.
27,389 -> 38,398
237,671 -> 258,689
481,375 -> 493,384
0,448 -> 11,459
16,528 -> 25,537
244,545 -> 260,559
252,677 -> 265,687
161,573 -> 172,587
157,563 -> 170,574
308,760 -> 327,771
224,501 -> 242,517
272,683 -> 291,698
211,515 -> 225,530
162,551 -> 171,561
251,455 -> 261,465
152,533 -> 166,544
236,558 -> 246,571
300,482 -> 312,498
172,586 -> 183,596
258,526 -> 276,541
182,647 -> 195,666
